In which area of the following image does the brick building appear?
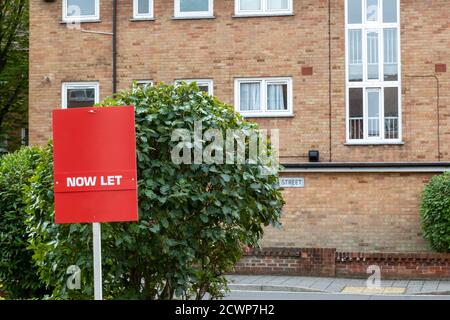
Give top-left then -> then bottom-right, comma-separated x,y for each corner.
30,0 -> 449,254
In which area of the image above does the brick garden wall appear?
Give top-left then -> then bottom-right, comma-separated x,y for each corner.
336,251 -> 450,279
234,248 -> 450,280
234,248 -> 342,278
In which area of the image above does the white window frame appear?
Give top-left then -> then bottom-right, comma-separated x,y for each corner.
176,79 -> 213,96
234,77 -> 293,117
345,0 -> 402,144
235,0 -> 293,16
133,0 -> 154,19
62,82 -> 100,109
62,0 -> 100,22
174,0 -> 214,18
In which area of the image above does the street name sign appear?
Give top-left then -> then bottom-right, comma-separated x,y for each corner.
279,177 -> 305,188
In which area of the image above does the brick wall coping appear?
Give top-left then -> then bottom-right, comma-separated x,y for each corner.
336,251 -> 450,263
244,248 -> 450,262
244,247 -> 301,257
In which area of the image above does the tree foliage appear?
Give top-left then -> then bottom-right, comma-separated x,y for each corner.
24,83 -> 284,299
0,0 -> 29,153
420,172 -> 450,252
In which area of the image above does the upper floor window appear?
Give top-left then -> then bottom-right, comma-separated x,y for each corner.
176,79 -> 213,96
235,0 -> 293,16
134,80 -> 154,89
174,0 -> 214,18
133,0 -> 153,19
346,0 -> 401,144
235,77 -> 293,117
63,0 -> 100,22
62,82 -> 99,109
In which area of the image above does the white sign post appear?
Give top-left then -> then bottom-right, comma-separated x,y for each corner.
92,222 -> 103,300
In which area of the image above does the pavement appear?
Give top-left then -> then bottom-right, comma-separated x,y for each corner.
226,275 -> 450,296
223,290 -> 450,300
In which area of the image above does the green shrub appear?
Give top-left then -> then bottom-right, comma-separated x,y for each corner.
420,172 -> 450,252
26,83 -> 284,299
0,146 -> 49,299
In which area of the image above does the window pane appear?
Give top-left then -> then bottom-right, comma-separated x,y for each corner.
384,87 -> 399,139
240,0 -> 261,11
67,87 -> 96,108
349,88 -> 363,139
367,89 -> 380,137
383,0 -> 397,23
366,0 -> 378,22
367,31 -> 379,80
267,0 -> 289,10
267,83 -> 287,111
348,29 -> 363,82
138,0 -> 150,14
181,81 -> 210,94
198,85 -> 209,93
67,0 -> 96,16
136,81 -> 152,88
384,28 -> 398,81
348,0 -> 362,24
384,87 -> 398,117
180,0 -> 209,12
240,83 -> 261,111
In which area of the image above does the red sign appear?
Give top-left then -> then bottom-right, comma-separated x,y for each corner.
52,106 -> 138,224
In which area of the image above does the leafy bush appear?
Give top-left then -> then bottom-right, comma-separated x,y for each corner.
420,172 -> 450,252
27,83 -> 284,299
0,146 -> 49,299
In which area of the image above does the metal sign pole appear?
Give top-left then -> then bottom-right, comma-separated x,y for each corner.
92,222 -> 103,300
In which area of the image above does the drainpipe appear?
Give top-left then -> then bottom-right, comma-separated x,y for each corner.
328,0 -> 332,162
112,0 -> 117,94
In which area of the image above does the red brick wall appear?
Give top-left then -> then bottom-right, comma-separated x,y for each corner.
234,248 -> 450,279
297,248 -> 335,277
336,251 -> 450,279
235,248 -> 303,275
235,248 -> 335,277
